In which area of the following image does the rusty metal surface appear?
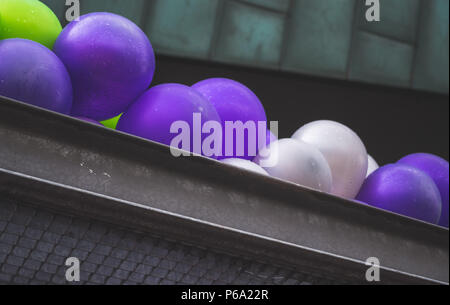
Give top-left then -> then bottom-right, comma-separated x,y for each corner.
0,96 -> 448,284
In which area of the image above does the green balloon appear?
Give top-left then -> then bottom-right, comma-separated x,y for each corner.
101,114 -> 123,130
0,0 -> 62,49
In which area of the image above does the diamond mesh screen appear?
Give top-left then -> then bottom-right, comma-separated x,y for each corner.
0,197 -> 350,285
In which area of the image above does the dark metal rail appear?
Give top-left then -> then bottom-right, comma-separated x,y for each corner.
0,96 -> 448,284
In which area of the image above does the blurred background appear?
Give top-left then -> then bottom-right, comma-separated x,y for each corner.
41,0 -> 449,163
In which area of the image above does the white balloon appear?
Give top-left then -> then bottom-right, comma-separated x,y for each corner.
254,139 -> 332,193
367,155 -> 379,177
222,158 -> 269,176
292,120 -> 368,199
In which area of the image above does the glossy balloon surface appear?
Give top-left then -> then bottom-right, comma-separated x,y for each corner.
0,38 -> 72,114
54,13 -> 155,121
398,153 -> 449,227
292,120 -> 368,199
0,0 -> 62,49
254,139 -> 332,193
192,78 -> 267,160
117,84 -> 221,157
356,164 -> 442,224
101,114 -> 123,129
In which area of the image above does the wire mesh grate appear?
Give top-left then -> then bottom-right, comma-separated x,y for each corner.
0,198 -> 349,285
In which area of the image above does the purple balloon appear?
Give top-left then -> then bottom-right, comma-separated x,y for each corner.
192,78 -> 267,160
117,84 -> 221,157
54,12 -> 155,121
0,39 -> 72,114
398,153 -> 449,228
356,164 -> 442,224
74,117 -> 102,126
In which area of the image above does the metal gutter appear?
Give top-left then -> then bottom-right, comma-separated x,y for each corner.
0,96 -> 448,284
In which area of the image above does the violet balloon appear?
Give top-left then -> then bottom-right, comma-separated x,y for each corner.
192,78 -> 267,161
398,153 -> 449,228
0,38 -> 72,114
356,164 -> 442,224
54,13 -> 155,121
117,84 -> 221,157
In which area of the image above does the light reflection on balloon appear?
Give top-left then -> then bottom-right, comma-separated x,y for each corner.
254,139 -> 332,193
356,164 -> 442,224
292,120 -> 368,199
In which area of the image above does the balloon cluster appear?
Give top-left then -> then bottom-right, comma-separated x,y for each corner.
0,1 -> 448,228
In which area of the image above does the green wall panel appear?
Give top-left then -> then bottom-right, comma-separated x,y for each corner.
145,0 -> 219,58
214,1 -> 285,67
412,0 -> 449,94
26,0 -> 450,94
358,0 -> 421,43
79,0 -> 146,26
349,31 -> 414,87
281,0 -> 355,78
241,0 -> 290,12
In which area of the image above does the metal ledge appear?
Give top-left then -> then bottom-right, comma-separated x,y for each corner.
0,96 -> 448,283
